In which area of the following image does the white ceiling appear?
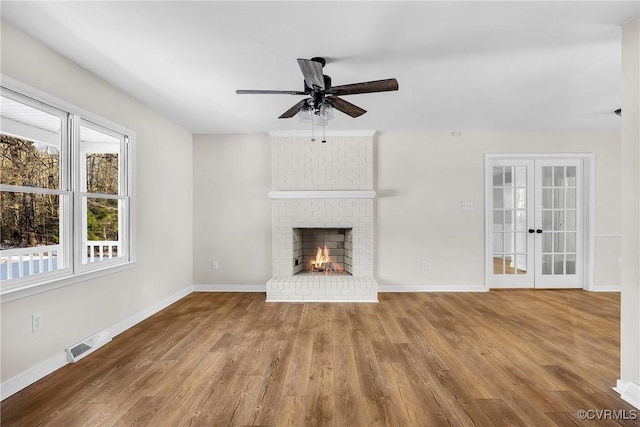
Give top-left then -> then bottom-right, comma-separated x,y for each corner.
1,1 -> 638,134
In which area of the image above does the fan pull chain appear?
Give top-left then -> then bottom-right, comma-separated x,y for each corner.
321,123 -> 326,143
311,117 -> 315,142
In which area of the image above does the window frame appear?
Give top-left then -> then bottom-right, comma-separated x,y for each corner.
1,75 -> 136,302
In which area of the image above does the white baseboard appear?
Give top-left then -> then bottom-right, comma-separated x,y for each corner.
587,286 -> 621,292
0,351 -> 68,401
614,379 -> 640,409
1,285 -> 192,401
110,285 -> 192,337
266,299 -> 378,303
378,284 -> 487,292
193,284 -> 266,292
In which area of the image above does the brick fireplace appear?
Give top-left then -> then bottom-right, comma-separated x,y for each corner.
266,130 -> 378,302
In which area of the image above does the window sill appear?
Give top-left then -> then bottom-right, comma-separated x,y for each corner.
0,261 -> 137,303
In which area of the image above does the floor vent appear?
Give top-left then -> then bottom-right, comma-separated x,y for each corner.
66,329 -> 112,363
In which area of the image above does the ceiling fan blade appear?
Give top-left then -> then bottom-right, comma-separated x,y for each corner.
236,89 -> 307,95
297,58 -> 325,90
326,78 -> 398,96
279,99 -> 309,119
326,96 -> 366,118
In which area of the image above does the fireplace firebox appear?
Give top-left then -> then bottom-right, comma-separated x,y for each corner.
293,228 -> 353,275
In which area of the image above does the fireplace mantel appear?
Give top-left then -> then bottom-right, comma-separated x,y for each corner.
268,190 -> 376,200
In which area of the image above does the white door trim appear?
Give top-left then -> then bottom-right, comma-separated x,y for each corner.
484,154 -> 594,291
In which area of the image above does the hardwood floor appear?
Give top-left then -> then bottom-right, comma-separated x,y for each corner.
1,291 -> 637,426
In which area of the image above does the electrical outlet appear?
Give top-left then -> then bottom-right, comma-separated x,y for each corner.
32,313 -> 42,332
212,260 -> 219,270
421,261 -> 428,270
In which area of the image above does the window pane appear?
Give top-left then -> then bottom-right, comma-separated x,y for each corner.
81,125 -> 120,195
1,135 -> 60,189
84,197 -> 122,264
493,256 -> 504,274
1,191 -> 64,280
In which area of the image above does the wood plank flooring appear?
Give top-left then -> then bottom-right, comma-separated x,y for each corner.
2,290 -> 637,426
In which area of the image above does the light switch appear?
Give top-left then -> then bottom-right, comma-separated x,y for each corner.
462,202 -> 474,211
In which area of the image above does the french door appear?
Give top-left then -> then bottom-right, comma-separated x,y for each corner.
487,157 -> 583,289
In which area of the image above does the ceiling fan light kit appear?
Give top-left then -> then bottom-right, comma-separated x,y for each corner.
236,57 -> 399,142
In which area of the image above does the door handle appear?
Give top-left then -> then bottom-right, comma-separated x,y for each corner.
536,229 -> 543,233
528,229 -> 535,234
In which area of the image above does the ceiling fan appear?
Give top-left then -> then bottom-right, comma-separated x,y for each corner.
236,57 -> 399,121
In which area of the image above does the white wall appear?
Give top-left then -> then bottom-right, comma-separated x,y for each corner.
1,22 -> 193,385
192,131 -> 621,291
192,134 -> 272,285
376,132 -> 620,288
620,16 -> 640,397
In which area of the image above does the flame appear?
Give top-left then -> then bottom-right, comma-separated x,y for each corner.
311,244 -> 330,271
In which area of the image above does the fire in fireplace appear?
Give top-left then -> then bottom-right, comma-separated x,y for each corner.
293,228 -> 353,275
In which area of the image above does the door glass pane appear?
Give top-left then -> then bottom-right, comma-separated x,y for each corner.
542,254 -> 552,275
515,167 -> 526,187
542,211 -> 552,230
554,188 -> 564,209
566,254 -> 576,275
493,189 -> 503,208
515,233 -> 527,253
566,211 -> 576,231
542,233 -> 552,253
505,256 -> 515,274
504,210 -> 514,231
493,210 -> 504,227
493,167 -> 503,187
515,210 -> 527,231
515,255 -> 527,273
494,233 -> 504,252
554,232 -> 564,252
542,167 -> 552,187
542,189 -> 552,209
554,254 -> 564,274
554,166 -> 565,187
504,167 -> 513,187
504,232 -> 514,253
553,211 -> 564,231
566,232 -> 576,252
566,188 -> 576,209
566,167 -> 576,186
493,256 -> 504,274
503,188 -> 514,209
515,188 -> 527,209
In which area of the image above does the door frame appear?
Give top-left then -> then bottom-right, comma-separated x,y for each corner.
484,154 -> 594,291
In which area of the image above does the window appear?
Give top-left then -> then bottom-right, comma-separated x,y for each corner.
0,79 -> 134,299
